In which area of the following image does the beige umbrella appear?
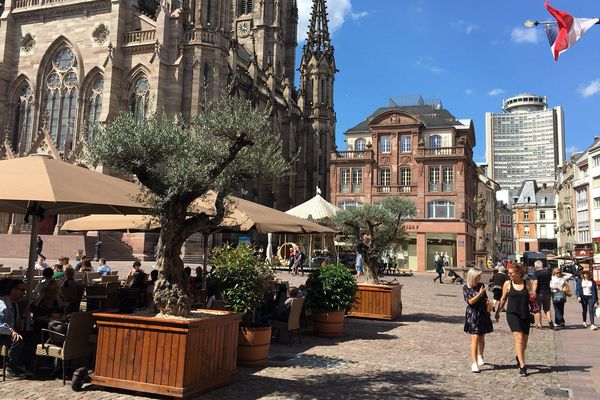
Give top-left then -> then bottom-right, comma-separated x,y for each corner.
0,155 -> 148,304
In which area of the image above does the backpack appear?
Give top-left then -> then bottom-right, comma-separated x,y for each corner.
299,251 -> 307,264
46,319 -> 68,346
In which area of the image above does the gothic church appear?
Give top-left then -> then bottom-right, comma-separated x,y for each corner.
0,0 -> 336,234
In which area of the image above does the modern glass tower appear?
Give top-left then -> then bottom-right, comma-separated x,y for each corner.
485,93 -> 565,190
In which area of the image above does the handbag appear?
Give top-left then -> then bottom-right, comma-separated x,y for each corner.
595,305 -> 600,319
552,290 -> 566,303
528,295 -> 540,313
46,319 -> 68,346
563,283 -> 572,297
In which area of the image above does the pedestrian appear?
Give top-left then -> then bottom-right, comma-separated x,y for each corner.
550,267 -> 572,328
531,260 -> 554,329
490,265 -> 508,312
433,256 -> 444,283
355,251 -> 363,281
0,279 -> 27,377
575,270 -> 598,330
287,246 -> 295,274
494,263 -> 532,377
35,235 -> 44,259
463,267 -> 493,373
292,247 -> 306,276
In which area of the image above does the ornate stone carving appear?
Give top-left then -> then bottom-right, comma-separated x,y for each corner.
20,33 -> 36,53
92,24 -> 110,44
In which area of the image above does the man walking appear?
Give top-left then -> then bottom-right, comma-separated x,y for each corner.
35,236 -> 44,259
0,280 -> 26,377
532,260 -> 554,329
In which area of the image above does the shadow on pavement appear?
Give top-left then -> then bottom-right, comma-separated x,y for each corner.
401,312 -> 465,324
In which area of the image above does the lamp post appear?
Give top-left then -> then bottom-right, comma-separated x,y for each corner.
94,230 -> 102,261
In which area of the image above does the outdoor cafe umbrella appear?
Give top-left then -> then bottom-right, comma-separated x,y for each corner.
0,154 -> 148,304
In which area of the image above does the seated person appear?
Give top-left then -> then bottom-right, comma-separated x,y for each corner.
275,287 -> 299,322
80,259 -> 94,272
61,266 -> 78,288
0,279 -> 27,376
146,269 -> 159,309
52,263 -> 65,280
31,280 -> 65,333
33,256 -> 47,271
126,261 -> 147,289
33,267 -> 54,300
97,258 -> 111,276
296,284 -> 307,298
74,255 -> 87,271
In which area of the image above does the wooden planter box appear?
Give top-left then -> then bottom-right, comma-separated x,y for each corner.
347,283 -> 403,321
92,310 -> 241,398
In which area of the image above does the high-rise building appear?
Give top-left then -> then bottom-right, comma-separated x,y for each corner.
485,93 -> 565,190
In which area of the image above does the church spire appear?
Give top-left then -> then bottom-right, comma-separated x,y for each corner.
304,0 -> 333,58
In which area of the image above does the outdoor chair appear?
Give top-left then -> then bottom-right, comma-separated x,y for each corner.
271,297 -> 305,346
62,285 -> 85,313
33,312 -> 95,385
73,272 -> 85,282
83,272 -> 100,285
84,284 -> 107,311
101,274 -> 119,283
10,270 -> 23,277
102,281 -> 122,310
0,267 -> 10,273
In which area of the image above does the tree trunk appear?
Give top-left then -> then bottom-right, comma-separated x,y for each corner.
363,255 -> 379,284
153,212 -> 193,316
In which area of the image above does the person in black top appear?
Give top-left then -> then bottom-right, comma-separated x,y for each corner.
531,260 -> 553,329
35,236 -> 44,259
495,263 -> 533,377
490,266 -> 508,312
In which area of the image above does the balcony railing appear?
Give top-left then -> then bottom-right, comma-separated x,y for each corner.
123,30 -> 156,45
373,185 -> 416,194
428,182 -> 454,192
415,146 -> 467,157
14,0 -> 82,8
340,185 -> 362,193
330,150 -> 374,161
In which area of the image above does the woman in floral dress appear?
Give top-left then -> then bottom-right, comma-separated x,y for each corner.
463,267 -> 493,373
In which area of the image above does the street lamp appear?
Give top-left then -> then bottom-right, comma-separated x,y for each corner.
94,231 -> 102,261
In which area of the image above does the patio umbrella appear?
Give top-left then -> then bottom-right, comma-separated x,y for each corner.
0,154 -> 148,304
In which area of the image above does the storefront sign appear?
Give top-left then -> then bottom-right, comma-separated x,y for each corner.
403,224 -> 419,231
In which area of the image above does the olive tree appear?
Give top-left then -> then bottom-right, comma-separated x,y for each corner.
86,90 -> 290,316
334,196 -> 416,284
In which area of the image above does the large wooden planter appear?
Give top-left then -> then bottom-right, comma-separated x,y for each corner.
237,325 -> 272,367
92,310 -> 241,398
347,283 -> 403,320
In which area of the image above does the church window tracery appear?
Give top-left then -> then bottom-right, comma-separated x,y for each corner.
85,76 -> 103,140
12,83 -> 34,154
129,75 -> 149,121
237,0 -> 252,16
42,47 -> 79,151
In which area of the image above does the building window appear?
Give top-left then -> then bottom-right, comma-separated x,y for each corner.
351,167 -> 362,193
578,229 -> 590,243
11,83 -> 34,154
340,168 -> 350,193
399,134 -> 411,153
338,200 -> 361,210
576,188 -> 588,208
523,210 -> 529,221
594,219 -> 600,232
428,166 -> 453,192
525,243 -> 530,251
129,75 -> 150,121
379,168 -> 391,187
442,166 -> 453,191
237,0 -> 253,15
85,76 -> 103,141
593,154 -> 600,167
355,138 -> 366,151
593,176 -> 600,188
539,210 -> 545,220
43,47 -> 79,151
594,198 -> 600,209
379,134 -> 391,153
400,167 -> 411,187
578,210 -> 590,229
524,226 -> 530,237
429,134 -> 442,148
427,200 -> 455,219
540,225 -> 546,238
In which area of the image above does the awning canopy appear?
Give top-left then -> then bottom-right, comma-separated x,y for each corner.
285,194 -> 340,221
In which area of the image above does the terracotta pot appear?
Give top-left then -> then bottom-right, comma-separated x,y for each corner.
237,325 -> 272,366
312,309 -> 345,338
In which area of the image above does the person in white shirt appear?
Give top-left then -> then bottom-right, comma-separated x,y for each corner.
575,270 -> 599,330
33,256 -> 47,271
549,268 -> 572,328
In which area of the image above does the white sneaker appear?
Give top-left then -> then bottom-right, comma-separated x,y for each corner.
471,362 -> 480,373
584,322 -> 588,328
477,355 -> 485,366
591,324 -> 598,331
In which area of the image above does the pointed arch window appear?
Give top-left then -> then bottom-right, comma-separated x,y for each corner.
129,75 -> 149,121
85,76 -> 103,140
12,83 -> 34,154
237,0 -> 252,16
42,47 -> 79,151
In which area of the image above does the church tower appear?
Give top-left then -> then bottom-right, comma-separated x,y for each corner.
298,0 -> 336,199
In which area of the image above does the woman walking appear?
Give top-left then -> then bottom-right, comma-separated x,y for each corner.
550,268 -> 572,328
575,270 -> 598,330
495,264 -> 531,377
463,267 -> 493,373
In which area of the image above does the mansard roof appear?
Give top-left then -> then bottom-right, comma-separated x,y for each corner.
346,105 -> 464,133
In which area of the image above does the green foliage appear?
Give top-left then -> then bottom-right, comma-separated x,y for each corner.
333,196 -> 416,283
305,263 -> 358,312
210,244 -> 275,324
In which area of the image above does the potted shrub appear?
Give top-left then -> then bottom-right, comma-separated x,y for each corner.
305,263 -> 358,338
211,243 -> 275,366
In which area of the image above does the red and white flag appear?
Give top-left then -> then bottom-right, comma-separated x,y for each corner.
544,0 -> 598,61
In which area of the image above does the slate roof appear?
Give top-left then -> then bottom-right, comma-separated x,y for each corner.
514,180 -> 555,207
346,105 -> 464,133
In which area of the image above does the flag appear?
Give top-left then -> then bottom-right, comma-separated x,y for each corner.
544,0 -> 598,61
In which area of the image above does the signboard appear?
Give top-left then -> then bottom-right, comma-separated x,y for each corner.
238,235 -> 251,245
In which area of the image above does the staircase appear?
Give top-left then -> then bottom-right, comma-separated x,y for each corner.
0,234 -> 86,261
84,232 -> 138,261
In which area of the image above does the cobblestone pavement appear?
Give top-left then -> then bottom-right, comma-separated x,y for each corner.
0,273 -> 571,399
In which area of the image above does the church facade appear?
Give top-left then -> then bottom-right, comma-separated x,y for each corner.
0,0 -> 336,234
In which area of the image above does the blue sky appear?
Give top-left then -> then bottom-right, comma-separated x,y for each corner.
296,0 -> 600,164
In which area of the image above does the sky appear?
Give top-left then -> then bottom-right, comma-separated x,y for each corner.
295,0 -> 600,164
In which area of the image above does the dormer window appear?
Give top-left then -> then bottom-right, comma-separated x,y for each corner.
355,138 -> 366,151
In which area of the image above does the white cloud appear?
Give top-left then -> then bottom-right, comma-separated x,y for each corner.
488,88 -> 505,96
450,20 -> 479,35
465,25 -> 479,35
298,0 -> 363,42
566,145 -> 579,154
578,79 -> 600,97
428,66 -> 444,74
510,27 -> 539,44
465,89 -> 474,95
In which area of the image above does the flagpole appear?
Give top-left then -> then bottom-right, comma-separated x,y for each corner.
524,19 -> 600,28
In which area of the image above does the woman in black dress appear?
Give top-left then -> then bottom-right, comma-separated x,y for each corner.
463,267 -> 493,373
495,263 -> 531,377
